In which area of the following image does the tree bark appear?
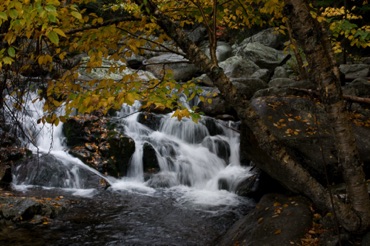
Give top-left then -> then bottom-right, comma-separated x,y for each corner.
284,0 -> 370,232
136,0 -> 370,233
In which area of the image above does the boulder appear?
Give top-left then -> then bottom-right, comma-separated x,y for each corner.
343,78 -> 370,97
236,28 -> 286,49
271,66 -> 288,79
243,90 -> 370,184
235,42 -> 285,63
144,53 -> 200,81
137,112 -> 163,131
251,69 -> 270,83
0,194 -> 68,225
63,115 -> 136,177
339,64 -> 369,81
143,142 -> 160,173
13,154 -> 106,189
219,56 -> 260,78
217,193 -> 312,246
231,78 -> 268,99
201,136 -> 230,162
201,41 -> 233,62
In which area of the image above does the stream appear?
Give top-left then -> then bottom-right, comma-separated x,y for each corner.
3,93 -> 255,245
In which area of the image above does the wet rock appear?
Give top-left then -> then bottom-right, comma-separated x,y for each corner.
146,172 -> 178,188
64,115 -> 136,178
201,117 -> 224,136
0,193 -> 68,226
217,193 -> 312,246
106,134 -> 136,177
143,142 -> 160,173
201,136 -> 230,163
137,112 -> 163,131
235,174 -> 258,197
218,178 -> 229,191
13,154 -> 105,189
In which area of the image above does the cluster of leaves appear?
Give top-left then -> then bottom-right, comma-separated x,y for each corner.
310,1 -> 370,54
0,0 -> 288,126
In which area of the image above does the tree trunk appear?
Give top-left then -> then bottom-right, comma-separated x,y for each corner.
284,0 -> 370,232
137,0 -> 370,233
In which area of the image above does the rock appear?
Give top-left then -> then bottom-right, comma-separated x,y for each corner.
201,117 -> 224,136
201,136 -> 230,162
137,112 -> 163,131
186,25 -> 207,44
343,78 -> 370,97
106,134 -> 136,177
244,91 -> 370,184
271,66 -> 288,79
201,41 -> 233,62
219,56 -> 260,78
231,78 -> 268,99
144,53 -> 200,81
235,42 -> 285,63
194,74 -> 214,86
237,28 -> 286,49
13,154 -> 106,189
146,172 -> 178,188
251,69 -> 270,83
0,194 -> 68,225
143,142 -> 160,173
198,88 -> 236,117
217,193 -> 312,246
268,78 -> 299,88
339,64 -> 369,81
234,174 -> 258,197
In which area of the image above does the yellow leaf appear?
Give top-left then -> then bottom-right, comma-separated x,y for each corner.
53,28 -> 66,37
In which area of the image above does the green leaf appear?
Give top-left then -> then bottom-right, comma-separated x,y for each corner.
7,47 -> 15,57
53,28 -> 66,37
45,5 -> 57,12
47,31 -> 59,45
0,12 -> 7,20
71,11 -> 82,20
9,9 -> 18,19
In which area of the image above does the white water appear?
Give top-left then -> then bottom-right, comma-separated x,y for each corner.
7,92 -> 253,207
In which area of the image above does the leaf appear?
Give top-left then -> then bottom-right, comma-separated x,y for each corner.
53,28 -> 67,38
7,47 -> 15,57
0,12 -> 7,20
47,31 -> 59,45
3,56 -> 14,65
71,11 -> 82,20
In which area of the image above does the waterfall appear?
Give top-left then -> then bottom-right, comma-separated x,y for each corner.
7,92 -> 253,205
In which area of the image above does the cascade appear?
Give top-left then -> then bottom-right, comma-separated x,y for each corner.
7,91 -> 253,205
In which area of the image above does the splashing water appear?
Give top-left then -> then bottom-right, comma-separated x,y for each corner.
6,91 -> 253,206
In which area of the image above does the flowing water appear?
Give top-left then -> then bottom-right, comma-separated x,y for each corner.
3,93 -> 255,245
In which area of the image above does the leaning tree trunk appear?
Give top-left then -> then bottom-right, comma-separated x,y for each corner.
284,0 -> 370,232
135,0 -> 370,233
